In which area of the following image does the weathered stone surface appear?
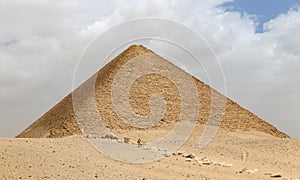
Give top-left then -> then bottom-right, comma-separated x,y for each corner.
16,45 -> 289,139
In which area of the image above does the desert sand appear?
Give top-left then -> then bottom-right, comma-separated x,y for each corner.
1,128 -> 300,179
2,45 -> 299,179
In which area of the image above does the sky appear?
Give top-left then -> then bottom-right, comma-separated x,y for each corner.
222,0 -> 300,32
0,0 -> 299,138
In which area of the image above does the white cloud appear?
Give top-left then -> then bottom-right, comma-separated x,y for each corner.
217,6 -> 300,137
0,0 -> 299,137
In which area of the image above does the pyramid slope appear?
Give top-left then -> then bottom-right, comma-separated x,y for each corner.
17,45 -> 289,138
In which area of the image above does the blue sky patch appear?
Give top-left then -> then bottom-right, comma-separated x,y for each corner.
221,0 -> 300,33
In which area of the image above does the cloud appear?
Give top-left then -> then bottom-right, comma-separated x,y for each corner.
218,6 -> 300,137
0,0 -> 299,137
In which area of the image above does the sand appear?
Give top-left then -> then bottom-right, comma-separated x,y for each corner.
1,127 -> 300,179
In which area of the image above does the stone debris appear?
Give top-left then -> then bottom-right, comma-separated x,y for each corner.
173,151 -> 194,158
270,173 -> 282,178
238,167 -> 248,174
245,169 -> 259,173
176,152 -> 196,159
100,135 -> 172,157
185,153 -> 195,159
199,156 -> 212,165
96,140 -> 234,168
176,151 -> 183,156
162,150 -> 171,157
238,168 -> 259,174
102,134 -> 118,140
185,157 -> 192,162
172,152 -> 233,168
222,163 -> 233,167
265,172 -> 283,178
143,146 -> 151,150
182,153 -> 190,157
139,146 -> 171,157
123,137 -> 130,143
214,162 -> 233,167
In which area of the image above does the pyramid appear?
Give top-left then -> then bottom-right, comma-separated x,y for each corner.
17,45 -> 289,138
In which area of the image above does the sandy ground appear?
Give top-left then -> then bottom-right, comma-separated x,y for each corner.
1,127 -> 299,180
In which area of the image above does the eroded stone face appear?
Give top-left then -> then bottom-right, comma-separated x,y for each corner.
17,45 -> 288,139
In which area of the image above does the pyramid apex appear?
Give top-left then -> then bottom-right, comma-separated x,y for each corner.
126,44 -> 148,50
122,44 -> 153,56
